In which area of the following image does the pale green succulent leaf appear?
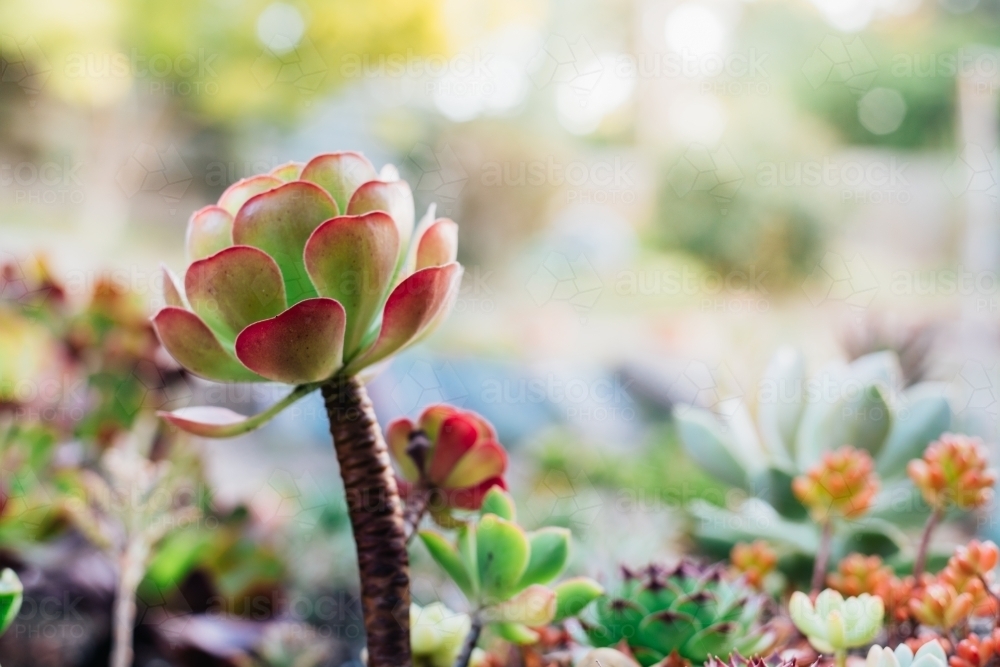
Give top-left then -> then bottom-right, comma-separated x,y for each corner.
674,405 -> 748,488
876,384 -> 950,477
757,346 -> 806,466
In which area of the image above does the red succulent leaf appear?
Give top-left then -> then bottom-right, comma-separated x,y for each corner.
441,476 -> 508,510
415,219 -> 459,270
184,245 -> 287,343
343,263 -> 462,374
386,417 -> 420,482
234,297 -> 346,383
304,212 -> 399,355
300,152 -> 379,213
153,307 -> 260,382
232,181 -> 339,304
427,414 -> 481,485
186,205 -> 233,261
218,174 -> 283,215
347,179 -> 415,254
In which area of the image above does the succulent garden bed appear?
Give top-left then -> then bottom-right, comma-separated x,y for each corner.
1,153 -> 998,667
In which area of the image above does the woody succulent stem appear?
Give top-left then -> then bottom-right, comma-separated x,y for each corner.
453,612 -> 483,667
812,520 -> 833,595
913,506 -> 943,582
323,376 -> 411,667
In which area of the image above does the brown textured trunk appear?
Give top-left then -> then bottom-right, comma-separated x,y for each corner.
323,376 -> 411,667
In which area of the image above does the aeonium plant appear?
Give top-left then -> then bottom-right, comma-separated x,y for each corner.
152,152 -> 463,667
387,404 -> 509,534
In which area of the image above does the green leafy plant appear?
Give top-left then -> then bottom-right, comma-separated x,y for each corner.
675,348 -> 951,568
583,560 -> 773,666
153,153 -> 463,666
419,487 -> 602,666
64,421 -> 200,667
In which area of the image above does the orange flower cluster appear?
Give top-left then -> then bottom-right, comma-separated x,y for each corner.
908,434 -> 996,511
730,540 -> 778,589
951,630 -> 1000,667
826,553 -> 914,623
909,540 -> 1000,631
939,540 -> 999,616
910,581 -> 976,631
792,446 -> 879,522
827,553 -> 892,597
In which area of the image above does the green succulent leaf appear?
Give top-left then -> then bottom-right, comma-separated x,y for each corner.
750,467 -> 807,520
476,514 -> 530,603
419,530 -> 475,598
457,525 -> 480,597
493,621 -> 539,645
636,610 -> 698,658
757,346 -> 806,466
480,487 -> 516,521
0,569 -> 23,636
518,527 -> 571,588
876,384 -> 950,477
838,384 -> 893,458
673,405 -> 748,489
553,577 -> 604,622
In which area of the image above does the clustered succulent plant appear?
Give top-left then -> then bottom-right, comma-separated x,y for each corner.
583,560 -> 773,666
419,487 -> 603,664
866,641 -> 948,667
138,153 -> 1000,667
676,349 -> 952,569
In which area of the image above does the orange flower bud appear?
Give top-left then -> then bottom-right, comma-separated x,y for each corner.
908,434 -> 996,511
950,630 -> 1000,667
792,446 -> 879,522
730,540 -> 778,589
909,582 -> 976,631
827,553 -> 892,597
939,540 -> 1000,616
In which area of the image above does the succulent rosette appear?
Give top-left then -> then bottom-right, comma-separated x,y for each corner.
153,153 -> 462,436
387,405 -> 508,514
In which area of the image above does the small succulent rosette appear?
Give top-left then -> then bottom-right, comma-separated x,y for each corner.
153,153 -> 462,436
867,641 -> 947,667
789,589 -> 884,656
387,405 -> 508,518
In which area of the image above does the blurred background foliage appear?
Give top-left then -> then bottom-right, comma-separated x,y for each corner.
3,0 -> 1000,663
